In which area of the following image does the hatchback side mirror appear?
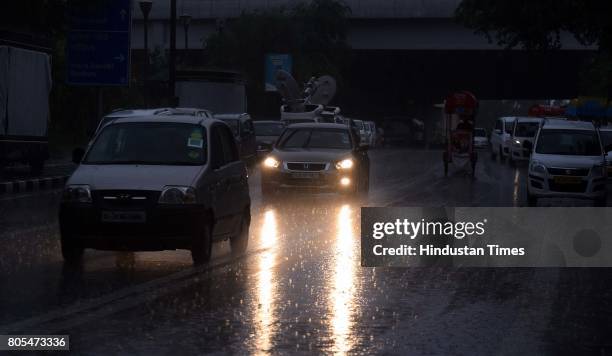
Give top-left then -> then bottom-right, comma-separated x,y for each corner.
72,147 -> 85,164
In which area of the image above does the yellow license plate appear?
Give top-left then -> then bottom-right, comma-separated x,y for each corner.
553,176 -> 582,184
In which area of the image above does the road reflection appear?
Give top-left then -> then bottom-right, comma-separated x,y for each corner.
254,209 -> 279,354
513,168 -> 521,206
329,204 -> 358,354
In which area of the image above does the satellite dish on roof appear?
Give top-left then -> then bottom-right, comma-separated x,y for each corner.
308,75 -> 337,105
275,70 -> 301,102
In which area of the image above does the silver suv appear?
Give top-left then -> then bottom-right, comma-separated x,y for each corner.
60,115 -> 251,265
527,119 -> 607,206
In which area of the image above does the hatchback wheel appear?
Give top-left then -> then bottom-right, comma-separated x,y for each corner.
230,210 -> 250,256
61,235 -> 84,265
191,223 -> 213,265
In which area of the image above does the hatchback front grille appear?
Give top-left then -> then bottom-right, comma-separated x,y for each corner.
286,162 -> 327,171
547,168 -> 589,176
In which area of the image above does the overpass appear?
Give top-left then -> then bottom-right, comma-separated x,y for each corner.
129,0 -> 596,113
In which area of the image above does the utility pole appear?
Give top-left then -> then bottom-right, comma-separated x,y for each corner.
169,0 -> 177,106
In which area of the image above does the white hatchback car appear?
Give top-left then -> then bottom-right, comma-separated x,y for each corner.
527,119 -> 607,206
490,117 -> 515,161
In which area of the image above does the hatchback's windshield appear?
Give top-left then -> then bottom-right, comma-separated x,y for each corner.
474,128 -> 486,137
278,128 -> 352,149
84,122 -> 207,165
254,122 -> 284,136
515,122 -> 540,137
535,129 -> 601,156
504,121 -> 513,134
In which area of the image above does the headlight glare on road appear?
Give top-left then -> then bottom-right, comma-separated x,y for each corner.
158,186 -> 197,204
530,161 -> 547,174
62,184 -> 92,203
335,159 -> 354,170
263,157 -> 280,168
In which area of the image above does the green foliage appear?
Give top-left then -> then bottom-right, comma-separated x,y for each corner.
455,0 -> 612,50
205,0 -> 351,93
456,0 -> 612,97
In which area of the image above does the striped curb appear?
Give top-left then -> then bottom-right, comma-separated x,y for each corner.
0,176 -> 69,195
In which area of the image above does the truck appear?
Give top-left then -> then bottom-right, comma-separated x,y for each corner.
0,34 -> 52,175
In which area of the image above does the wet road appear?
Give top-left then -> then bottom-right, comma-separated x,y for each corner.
1,148 -> 611,355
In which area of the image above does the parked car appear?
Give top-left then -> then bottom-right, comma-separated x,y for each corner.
261,123 -> 370,196
253,120 -> 285,158
527,119 -> 606,206
215,113 -> 257,163
60,114 -> 251,265
490,117 -> 515,161
509,117 -> 543,164
473,127 -> 488,149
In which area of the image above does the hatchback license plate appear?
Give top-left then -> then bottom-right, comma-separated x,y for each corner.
291,172 -> 319,179
553,176 -> 582,185
102,211 -> 146,223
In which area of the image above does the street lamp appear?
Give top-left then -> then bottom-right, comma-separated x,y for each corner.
180,14 -> 192,50
139,0 -> 153,107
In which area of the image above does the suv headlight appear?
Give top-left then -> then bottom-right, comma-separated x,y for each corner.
62,184 -> 92,203
158,186 -> 197,204
263,157 -> 280,168
335,158 -> 354,170
530,161 -> 547,174
513,139 -> 522,147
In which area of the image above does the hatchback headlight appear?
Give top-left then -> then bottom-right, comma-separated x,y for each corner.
62,184 -> 92,203
158,186 -> 197,204
335,158 -> 354,170
530,161 -> 547,174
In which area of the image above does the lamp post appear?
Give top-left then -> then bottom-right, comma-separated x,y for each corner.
139,0 -> 152,107
180,14 -> 191,50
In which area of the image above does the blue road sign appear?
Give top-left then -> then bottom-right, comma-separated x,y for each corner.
66,0 -> 131,86
265,54 -> 292,92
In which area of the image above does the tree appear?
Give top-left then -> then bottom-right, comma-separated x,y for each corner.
455,0 -> 612,97
204,0 -> 351,114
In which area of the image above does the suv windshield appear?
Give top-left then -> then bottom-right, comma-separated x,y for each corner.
535,129 -> 601,156
254,122 -> 284,136
278,128 -> 352,149
84,122 -> 207,165
514,122 -> 540,137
